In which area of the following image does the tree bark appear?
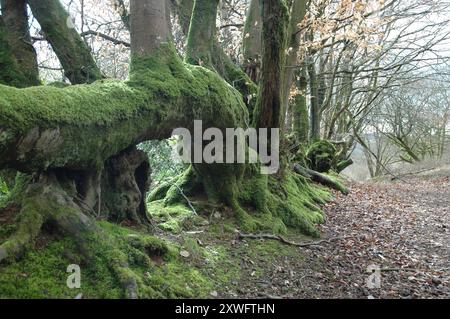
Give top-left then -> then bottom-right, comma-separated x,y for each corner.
27,0 -> 103,84
0,0 -> 39,87
253,0 -> 289,130
130,0 -> 170,57
281,0 -> 307,129
293,164 -> 349,195
242,0 -> 262,83
185,0 -> 219,68
175,0 -> 257,111
307,53 -> 321,141
292,70 -> 309,143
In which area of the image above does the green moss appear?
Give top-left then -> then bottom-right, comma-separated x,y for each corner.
306,140 -> 337,173
292,75 -> 309,144
0,44 -> 248,172
96,222 -> 213,298
148,200 -> 196,233
185,0 -> 220,69
0,237 -> 122,298
0,21 -> 36,88
266,171 -> 331,237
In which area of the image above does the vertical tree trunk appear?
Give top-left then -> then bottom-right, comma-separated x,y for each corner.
130,0 -> 170,58
27,0 -> 103,84
292,70 -> 309,144
170,0 -> 194,35
307,54 -> 321,141
243,0 -> 262,82
185,0 -> 219,68
0,0 -> 39,87
253,0 -> 289,130
281,0 -> 307,129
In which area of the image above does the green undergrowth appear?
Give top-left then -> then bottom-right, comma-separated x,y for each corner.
149,169 -> 332,238
0,168 -> 338,299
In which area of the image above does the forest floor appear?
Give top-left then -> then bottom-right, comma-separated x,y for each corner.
1,167 -> 448,299
180,166 -> 450,299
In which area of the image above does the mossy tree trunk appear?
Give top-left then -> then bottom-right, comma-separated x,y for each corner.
27,0 -> 103,84
0,0 -> 253,261
174,0 -> 257,104
0,0 -> 40,87
292,70 -> 309,144
0,0 -> 338,298
253,0 -> 289,130
307,52 -> 321,141
280,0 -> 307,129
185,0 -> 219,68
242,0 -> 262,83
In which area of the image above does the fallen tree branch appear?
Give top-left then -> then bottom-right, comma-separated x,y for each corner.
293,164 -> 349,195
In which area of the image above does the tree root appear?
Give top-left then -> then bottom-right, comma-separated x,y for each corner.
0,203 -> 45,263
237,231 -> 350,247
0,172 -> 143,298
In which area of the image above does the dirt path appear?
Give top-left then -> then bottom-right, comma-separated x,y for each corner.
220,171 -> 450,299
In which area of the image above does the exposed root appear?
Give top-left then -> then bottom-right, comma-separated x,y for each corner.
0,171 -> 144,298
0,203 -> 45,263
163,166 -> 201,206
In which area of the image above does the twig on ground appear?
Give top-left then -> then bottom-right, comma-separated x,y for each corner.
237,231 -> 349,247
171,183 -> 197,215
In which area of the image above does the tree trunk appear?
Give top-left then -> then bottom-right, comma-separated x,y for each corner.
281,0 -> 307,129
242,0 -> 262,83
0,18 -> 32,87
293,164 -> 349,195
307,53 -> 321,141
0,0 -> 39,87
292,70 -> 309,144
185,0 -> 219,68
253,0 -> 289,130
27,0 -> 103,84
130,0 -> 170,57
175,0 -> 257,112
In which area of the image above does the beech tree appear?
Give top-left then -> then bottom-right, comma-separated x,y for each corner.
0,0 -> 341,298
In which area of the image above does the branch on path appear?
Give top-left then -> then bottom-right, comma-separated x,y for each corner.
237,231 -> 349,247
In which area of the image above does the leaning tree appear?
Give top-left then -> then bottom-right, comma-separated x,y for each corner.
0,0 -> 339,297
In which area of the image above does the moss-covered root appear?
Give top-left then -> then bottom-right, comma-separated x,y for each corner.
293,164 -> 349,195
163,166 -> 201,206
0,203 -> 44,263
0,173 -> 140,298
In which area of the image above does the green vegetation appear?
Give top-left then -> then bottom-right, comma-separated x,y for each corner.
306,140 -> 337,173
0,214 -> 315,298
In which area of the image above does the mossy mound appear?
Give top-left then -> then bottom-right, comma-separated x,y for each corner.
149,167 -> 331,238
306,140 -> 337,173
147,200 -> 208,233
0,220 -> 214,298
